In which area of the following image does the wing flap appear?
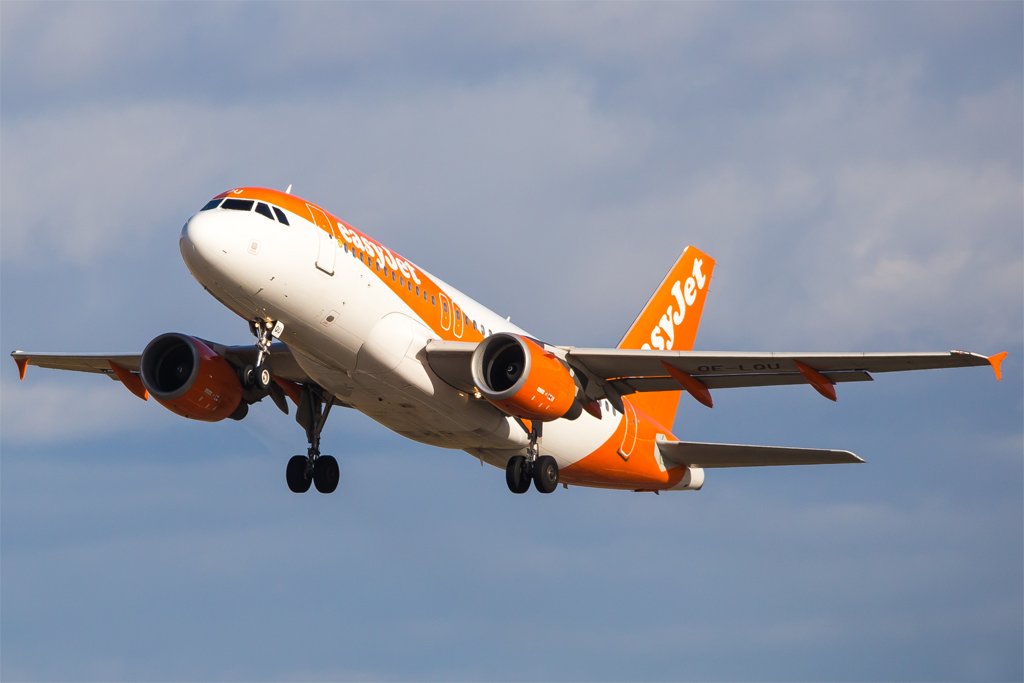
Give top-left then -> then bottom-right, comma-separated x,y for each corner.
658,438 -> 864,468
610,369 -> 874,394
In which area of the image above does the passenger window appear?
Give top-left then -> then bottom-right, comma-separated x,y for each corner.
431,295 -> 436,305
201,199 -> 221,211
272,206 -> 289,225
456,310 -> 461,322
222,198 -> 254,211
415,286 -> 420,296
441,300 -> 448,312
255,203 -> 274,220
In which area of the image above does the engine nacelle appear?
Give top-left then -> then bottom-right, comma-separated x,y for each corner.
471,333 -> 579,421
140,333 -> 244,422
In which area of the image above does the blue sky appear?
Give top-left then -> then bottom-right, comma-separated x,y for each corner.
1,3 -> 1021,681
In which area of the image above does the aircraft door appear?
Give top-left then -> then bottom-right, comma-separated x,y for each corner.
438,293 -> 452,331
617,400 -> 638,461
307,204 -> 337,275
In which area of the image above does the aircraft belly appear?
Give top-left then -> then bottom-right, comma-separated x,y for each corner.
542,410 -> 621,469
288,317 -> 525,451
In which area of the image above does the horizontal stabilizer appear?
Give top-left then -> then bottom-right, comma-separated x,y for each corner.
657,438 -> 864,468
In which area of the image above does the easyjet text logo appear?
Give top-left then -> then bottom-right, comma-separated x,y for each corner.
642,257 -> 707,351
336,223 -> 422,286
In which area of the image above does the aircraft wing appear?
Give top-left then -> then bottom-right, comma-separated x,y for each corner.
565,349 -> 1004,398
11,342 -> 310,384
425,340 -> 1005,407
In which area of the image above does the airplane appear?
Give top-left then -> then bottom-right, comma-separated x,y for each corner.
11,187 -> 1007,495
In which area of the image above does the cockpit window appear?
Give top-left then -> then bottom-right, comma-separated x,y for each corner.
222,198 -> 254,211
272,206 -> 289,225
201,199 -> 222,211
255,202 -> 274,221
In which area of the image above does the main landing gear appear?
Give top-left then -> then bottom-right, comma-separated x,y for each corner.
286,384 -> 339,494
505,422 -> 559,495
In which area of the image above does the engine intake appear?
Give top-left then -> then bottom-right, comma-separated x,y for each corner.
471,333 -> 580,421
140,333 -> 244,422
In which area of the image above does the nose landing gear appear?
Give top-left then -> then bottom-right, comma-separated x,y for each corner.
242,319 -> 281,391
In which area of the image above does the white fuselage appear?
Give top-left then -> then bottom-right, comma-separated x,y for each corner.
179,200 -> 624,473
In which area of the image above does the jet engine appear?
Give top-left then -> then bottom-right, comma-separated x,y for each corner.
471,333 -> 581,421
140,333 -> 245,421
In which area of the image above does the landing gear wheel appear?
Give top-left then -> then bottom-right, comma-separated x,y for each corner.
505,455 -> 531,494
532,455 -> 559,494
242,364 -> 271,390
286,455 -> 312,493
313,455 -> 340,494
284,384 -> 337,494
242,364 -> 256,389
255,366 -> 271,391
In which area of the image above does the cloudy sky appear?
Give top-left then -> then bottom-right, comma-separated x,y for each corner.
1,2 -> 1021,681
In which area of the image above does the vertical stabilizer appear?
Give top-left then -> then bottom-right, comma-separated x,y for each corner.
617,246 -> 715,427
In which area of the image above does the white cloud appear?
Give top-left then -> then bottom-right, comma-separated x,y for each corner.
0,376 -> 161,444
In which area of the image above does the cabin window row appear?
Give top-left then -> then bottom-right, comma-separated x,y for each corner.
340,242 -> 493,336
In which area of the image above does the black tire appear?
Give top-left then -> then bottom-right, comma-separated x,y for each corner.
505,455 -> 531,494
286,455 -> 311,493
313,455 -> 340,494
242,364 -> 256,389
256,366 -> 272,391
532,455 -> 559,494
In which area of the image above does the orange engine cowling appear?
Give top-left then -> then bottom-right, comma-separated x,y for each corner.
471,333 -> 580,421
140,333 -> 244,422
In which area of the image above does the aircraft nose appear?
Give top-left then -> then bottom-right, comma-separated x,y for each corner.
180,211 -> 235,279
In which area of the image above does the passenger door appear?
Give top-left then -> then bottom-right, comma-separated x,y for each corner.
307,204 -> 337,275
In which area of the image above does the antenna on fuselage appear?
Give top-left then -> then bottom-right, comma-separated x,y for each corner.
285,184 -> 293,194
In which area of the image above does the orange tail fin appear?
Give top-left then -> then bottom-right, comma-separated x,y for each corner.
618,245 -> 715,427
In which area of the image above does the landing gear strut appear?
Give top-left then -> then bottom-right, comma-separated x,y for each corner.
242,319 -> 280,391
505,421 -> 559,494
286,384 -> 339,494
